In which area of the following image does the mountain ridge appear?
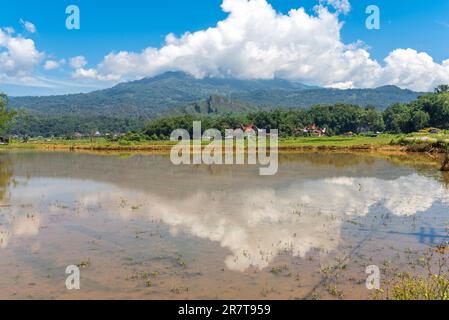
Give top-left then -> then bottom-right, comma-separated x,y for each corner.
8,71 -> 425,117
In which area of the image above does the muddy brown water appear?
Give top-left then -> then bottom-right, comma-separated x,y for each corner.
0,151 -> 448,300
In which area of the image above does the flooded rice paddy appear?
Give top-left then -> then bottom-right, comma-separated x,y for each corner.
0,151 -> 448,300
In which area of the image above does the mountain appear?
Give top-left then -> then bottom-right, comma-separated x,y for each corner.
231,85 -> 423,109
8,71 -> 424,118
168,95 -> 259,115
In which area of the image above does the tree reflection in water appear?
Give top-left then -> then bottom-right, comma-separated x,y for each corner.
0,155 -> 13,202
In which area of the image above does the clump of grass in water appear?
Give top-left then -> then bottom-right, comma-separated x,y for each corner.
260,287 -> 276,297
170,287 -> 189,294
327,285 -> 344,299
270,265 -> 289,276
388,273 -> 449,300
376,243 -> 449,300
175,255 -> 187,268
76,258 -> 91,269
310,292 -> 321,300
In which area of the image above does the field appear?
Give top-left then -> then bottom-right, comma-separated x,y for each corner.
1,133 -> 448,153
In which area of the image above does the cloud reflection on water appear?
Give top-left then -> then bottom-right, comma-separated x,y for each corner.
78,173 -> 449,271
1,170 -> 448,272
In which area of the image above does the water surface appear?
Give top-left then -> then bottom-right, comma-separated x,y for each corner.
0,151 -> 448,299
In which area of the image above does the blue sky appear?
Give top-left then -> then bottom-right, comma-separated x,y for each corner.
1,0 -> 448,96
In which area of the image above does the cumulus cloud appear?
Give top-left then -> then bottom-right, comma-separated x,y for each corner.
380,49 -> 449,91
0,28 -> 73,91
70,0 -> 449,92
320,0 -> 351,14
2,0 -> 449,93
69,55 -> 88,69
69,56 -> 120,81
20,19 -> 37,33
43,59 -> 65,70
72,67 -> 121,81
0,28 -> 43,80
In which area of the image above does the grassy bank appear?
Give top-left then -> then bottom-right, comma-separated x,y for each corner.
0,134 -> 448,153
278,135 -> 398,151
0,138 -> 177,152
392,133 -> 449,153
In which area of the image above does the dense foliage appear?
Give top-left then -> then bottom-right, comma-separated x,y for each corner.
143,88 -> 449,140
8,114 -> 145,138
383,88 -> 449,133
0,94 -> 16,135
143,104 -> 386,139
4,85 -> 449,139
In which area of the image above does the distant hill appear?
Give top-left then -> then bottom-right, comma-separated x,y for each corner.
168,95 -> 259,116
231,85 -> 423,109
9,71 -> 424,118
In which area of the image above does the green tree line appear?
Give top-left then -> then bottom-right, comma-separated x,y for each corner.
0,94 -> 17,137
142,85 -> 449,139
1,85 -> 449,139
7,113 -> 145,138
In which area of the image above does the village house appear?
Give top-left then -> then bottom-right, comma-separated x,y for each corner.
296,124 -> 327,137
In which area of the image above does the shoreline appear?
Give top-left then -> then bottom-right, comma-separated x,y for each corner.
0,140 -> 443,155
1,134 -> 448,156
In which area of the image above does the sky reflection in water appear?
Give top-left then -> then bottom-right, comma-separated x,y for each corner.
1,152 -> 448,273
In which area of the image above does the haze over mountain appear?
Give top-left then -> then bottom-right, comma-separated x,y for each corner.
9,72 -> 424,118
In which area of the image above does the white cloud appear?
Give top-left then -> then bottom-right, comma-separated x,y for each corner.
43,59 -> 65,70
69,56 -> 120,81
380,49 -> 449,91
72,0 -> 449,92
69,55 -> 88,69
86,1 -> 380,86
20,19 -> 36,33
3,0 -> 449,93
325,81 -> 354,89
73,67 -> 121,81
320,0 -> 351,14
0,29 -> 71,91
0,28 -> 43,80
73,67 -> 96,78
